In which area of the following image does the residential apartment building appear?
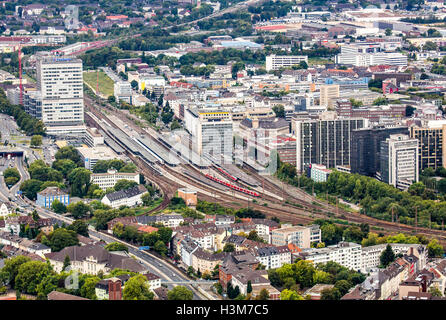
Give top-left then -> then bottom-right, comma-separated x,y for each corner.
362,244 -> 427,273
265,54 -> 308,71
271,225 -> 321,248
254,246 -> 292,270
409,124 -> 446,171
136,214 -> 184,228
299,242 -> 363,271
380,134 -> 419,189
90,169 -> 140,190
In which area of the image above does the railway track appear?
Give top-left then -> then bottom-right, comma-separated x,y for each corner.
240,163 -> 446,244
85,96 -> 446,244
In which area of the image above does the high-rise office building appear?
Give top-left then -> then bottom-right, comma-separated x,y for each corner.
380,134 -> 418,190
319,84 -> 340,109
36,57 -> 84,126
185,108 -> 233,161
409,124 -> 446,171
293,112 -> 368,172
351,125 -> 409,177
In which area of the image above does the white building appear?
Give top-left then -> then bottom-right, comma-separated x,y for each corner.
136,214 -> 184,229
90,169 -> 140,190
84,127 -> 104,147
0,203 -> 10,217
254,246 -> 291,270
266,55 -> 308,71
335,51 -> 408,67
138,75 -> 166,92
310,164 -> 332,183
36,57 -> 84,127
76,146 -> 118,171
299,242 -> 363,271
114,81 -> 132,104
299,242 -> 427,273
101,185 -> 147,208
362,243 -> 427,273
380,134 -> 419,189
184,108 -> 233,160
271,225 -> 321,248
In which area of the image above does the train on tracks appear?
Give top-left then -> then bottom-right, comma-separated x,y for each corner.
204,174 -> 260,197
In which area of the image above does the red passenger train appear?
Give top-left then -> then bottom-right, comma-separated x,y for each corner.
205,174 -> 260,197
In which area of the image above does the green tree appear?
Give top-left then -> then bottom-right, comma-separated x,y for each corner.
0,256 -> 31,288
15,261 -> 55,295
256,288 -> 269,300
429,286 -> 443,297
122,274 -> 154,300
42,228 -> 79,252
247,280 -> 252,294
427,239 -> 444,258
67,168 -> 91,197
334,280 -> 351,296
52,159 -> 76,178
320,288 -> 342,300
153,240 -> 167,255
280,289 -> 303,300
36,274 -> 58,300
380,244 -> 396,268
114,180 -> 138,192
141,193 -> 153,206
67,220 -> 89,237
55,146 -> 82,166
30,135 -> 43,147
223,243 -> 235,252
51,199 -> 67,214
67,201 -> 91,219
272,105 -> 285,118
105,242 -> 129,252
3,168 -> 20,186
167,285 -> 193,300
63,255 -> 71,271
80,276 -> 100,300
385,28 -> 392,36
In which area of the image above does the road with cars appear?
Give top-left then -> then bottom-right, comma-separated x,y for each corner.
0,110 -> 212,299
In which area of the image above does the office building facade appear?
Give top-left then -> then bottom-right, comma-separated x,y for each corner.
351,125 -> 409,177
36,57 -> 84,126
293,112 -> 368,172
409,125 -> 446,171
380,134 -> 419,189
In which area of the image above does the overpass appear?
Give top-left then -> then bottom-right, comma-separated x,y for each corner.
0,150 -> 24,157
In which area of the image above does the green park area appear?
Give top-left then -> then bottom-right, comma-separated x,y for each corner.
83,70 -> 114,98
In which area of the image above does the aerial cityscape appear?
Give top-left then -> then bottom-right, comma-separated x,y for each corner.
1,0 -> 446,305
